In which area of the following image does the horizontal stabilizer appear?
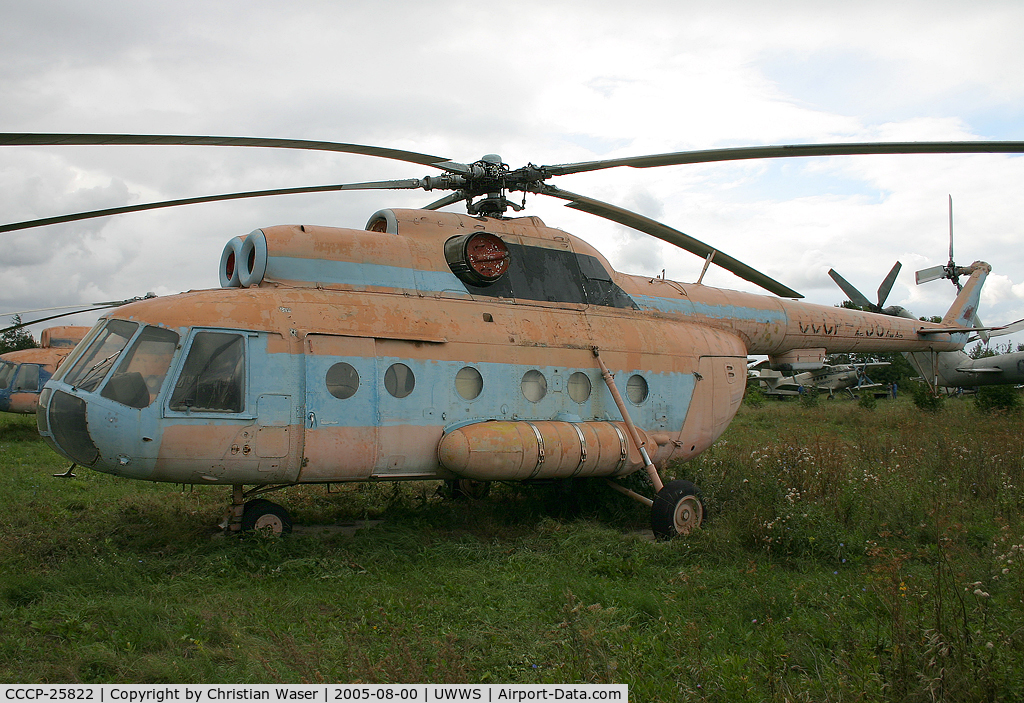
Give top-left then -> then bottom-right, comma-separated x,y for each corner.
955,366 -> 1003,374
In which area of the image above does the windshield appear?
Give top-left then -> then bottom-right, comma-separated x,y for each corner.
62,320 -> 139,392
99,326 -> 180,409
0,361 -> 14,390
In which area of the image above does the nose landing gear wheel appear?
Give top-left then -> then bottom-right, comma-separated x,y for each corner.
241,498 -> 293,535
651,479 -> 704,539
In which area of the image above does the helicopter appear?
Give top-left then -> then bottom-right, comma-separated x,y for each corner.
0,326 -> 90,414
0,296 -> 159,414
1,134 -> 1020,538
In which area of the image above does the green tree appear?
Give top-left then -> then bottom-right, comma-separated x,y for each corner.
0,316 -> 38,354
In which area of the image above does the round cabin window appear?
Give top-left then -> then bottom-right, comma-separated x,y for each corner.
626,374 -> 649,404
521,370 -> 547,402
384,363 -> 415,398
455,366 -> 483,400
567,372 -> 592,403
326,362 -> 359,399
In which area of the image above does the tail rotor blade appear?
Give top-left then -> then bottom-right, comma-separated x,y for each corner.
915,265 -> 946,285
948,194 -> 955,264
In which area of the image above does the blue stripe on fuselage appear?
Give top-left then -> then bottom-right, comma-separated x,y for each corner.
306,354 -> 696,432
267,256 -> 469,294
633,294 -> 787,324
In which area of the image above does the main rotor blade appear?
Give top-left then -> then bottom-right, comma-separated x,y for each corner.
538,184 -> 802,298
422,192 -> 467,210
828,269 -> 873,309
989,317 -> 1024,338
877,261 -> 902,308
544,141 -> 1024,177
0,133 -> 467,172
0,179 -> 428,233
0,307 -> 114,334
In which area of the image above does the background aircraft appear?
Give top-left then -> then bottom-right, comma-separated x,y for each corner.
749,359 -> 889,398
0,326 -> 89,413
830,255 -> 1024,392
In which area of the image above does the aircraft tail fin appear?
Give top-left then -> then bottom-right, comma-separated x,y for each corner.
939,261 -> 991,343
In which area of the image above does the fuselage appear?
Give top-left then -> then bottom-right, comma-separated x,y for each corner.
35,209 -> 976,487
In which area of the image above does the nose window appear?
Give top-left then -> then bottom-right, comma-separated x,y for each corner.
170,332 -> 246,413
100,326 -> 180,409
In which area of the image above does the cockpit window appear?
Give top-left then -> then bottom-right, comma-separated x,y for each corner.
0,362 -> 14,390
62,320 -> 140,392
169,332 -> 245,413
12,364 -> 41,392
100,326 -> 180,409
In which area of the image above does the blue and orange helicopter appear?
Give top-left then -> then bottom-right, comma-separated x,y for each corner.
1,134 -> 1021,536
0,326 -> 89,413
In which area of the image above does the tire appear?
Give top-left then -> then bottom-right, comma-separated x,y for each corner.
651,480 -> 704,540
240,498 -> 292,535
447,478 -> 491,500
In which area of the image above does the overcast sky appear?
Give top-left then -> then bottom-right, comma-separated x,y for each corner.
3,0 -> 1024,350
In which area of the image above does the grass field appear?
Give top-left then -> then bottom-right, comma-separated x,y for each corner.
1,395 -> 1022,701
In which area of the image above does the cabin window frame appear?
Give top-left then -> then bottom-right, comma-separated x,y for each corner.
61,319 -> 140,393
626,374 -> 649,405
12,363 -> 41,393
455,366 -> 484,401
164,328 -> 253,418
99,325 -> 181,410
567,371 -> 592,404
521,369 -> 548,403
0,361 -> 16,390
384,362 -> 416,399
326,362 -> 360,400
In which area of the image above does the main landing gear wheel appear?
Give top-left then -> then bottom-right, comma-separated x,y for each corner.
241,498 -> 293,535
651,480 -> 705,540
447,478 -> 491,500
